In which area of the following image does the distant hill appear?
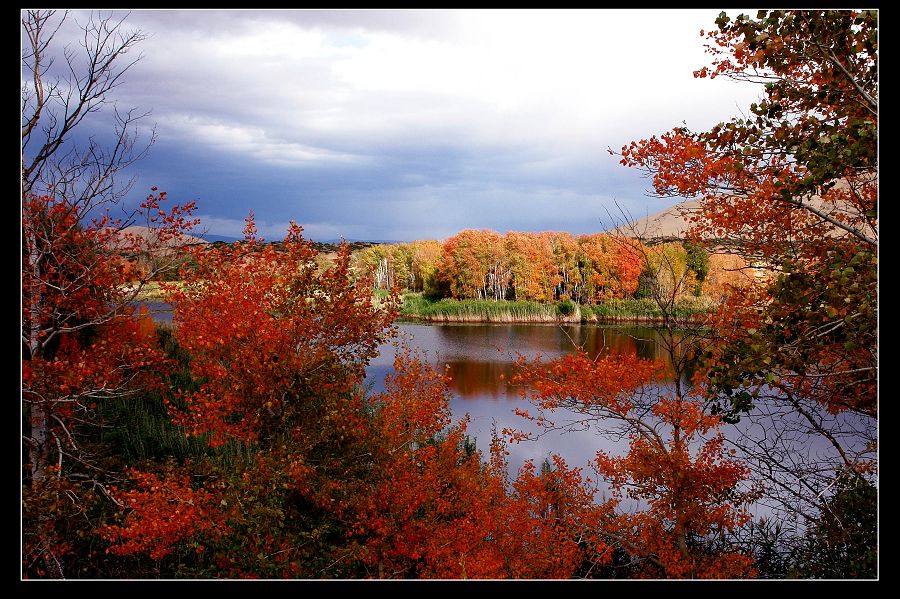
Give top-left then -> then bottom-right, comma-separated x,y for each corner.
615,199 -> 703,241
309,240 -> 382,254
191,232 -> 387,255
314,238 -> 401,245
106,225 -> 208,251
198,233 -> 392,249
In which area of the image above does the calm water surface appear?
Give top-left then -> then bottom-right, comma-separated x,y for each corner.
366,322 -> 675,490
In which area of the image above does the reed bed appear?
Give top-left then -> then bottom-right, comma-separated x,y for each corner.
400,294 -> 715,324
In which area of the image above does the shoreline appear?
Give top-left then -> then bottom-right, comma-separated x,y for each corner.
397,314 -> 710,325
396,294 -> 715,326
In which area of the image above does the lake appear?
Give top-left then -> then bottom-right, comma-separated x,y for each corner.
144,300 -> 672,487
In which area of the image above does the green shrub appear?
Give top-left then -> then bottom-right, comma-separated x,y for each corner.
579,304 -> 595,322
556,299 -> 576,316
634,267 -> 657,299
684,241 -> 710,296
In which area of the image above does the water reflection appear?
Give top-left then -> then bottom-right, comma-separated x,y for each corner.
366,322 -> 683,490
427,322 -> 666,364
408,323 -> 677,401
444,360 -> 519,400
367,323 -> 874,522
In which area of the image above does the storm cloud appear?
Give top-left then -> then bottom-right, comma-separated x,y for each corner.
25,9 -> 759,241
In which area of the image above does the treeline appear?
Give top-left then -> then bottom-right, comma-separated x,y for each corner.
352,230 -> 751,304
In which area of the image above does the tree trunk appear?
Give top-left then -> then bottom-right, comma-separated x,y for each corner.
29,403 -> 50,482
26,231 -> 49,483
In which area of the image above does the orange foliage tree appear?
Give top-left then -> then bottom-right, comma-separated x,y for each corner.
101,216 -> 401,576
504,231 -> 558,301
350,351 -> 611,578
439,229 -> 508,300
575,234 -> 644,301
510,349 -> 758,578
616,9 -> 877,561
22,189 -> 197,577
431,229 -> 651,304
21,10 -> 204,577
501,216 -> 759,578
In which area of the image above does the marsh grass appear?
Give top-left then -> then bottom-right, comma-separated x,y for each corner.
400,293 -> 565,323
399,293 -> 715,324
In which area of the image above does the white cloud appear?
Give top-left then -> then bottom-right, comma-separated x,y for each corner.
121,9 -> 759,157
160,114 -> 370,167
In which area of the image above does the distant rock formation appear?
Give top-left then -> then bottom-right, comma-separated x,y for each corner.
615,199 -> 704,243
104,225 -> 208,254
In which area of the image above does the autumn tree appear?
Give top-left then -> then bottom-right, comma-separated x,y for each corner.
97,218 -> 395,576
494,202 -> 767,578
414,230 -> 652,305
408,239 -> 443,293
504,221 -> 757,578
21,9 -> 188,480
575,234 -> 644,302
353,243 -> 411,292
22,191 -> 199,578
501,232 -> 555,302
489,452 -> 613,578
21,9 -> 200,578
510,348 -> 757,578
349,352 -> 611,578
439,229 -> 509,300
700,252 -> 755,302
549,232 -> 579,301
617,9 -> 877,569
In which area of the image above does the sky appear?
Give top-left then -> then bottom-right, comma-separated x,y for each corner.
24,9 -> 762,242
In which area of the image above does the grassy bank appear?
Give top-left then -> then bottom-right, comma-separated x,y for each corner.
397,293 -> 716,324
136,286 -> 716,324
579,296 -> 716,324
399,293 -> 565,323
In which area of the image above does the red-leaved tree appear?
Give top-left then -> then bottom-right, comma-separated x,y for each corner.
511,349 -> 758,578
616,10 -> 877,542
22,189 -> 197,578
